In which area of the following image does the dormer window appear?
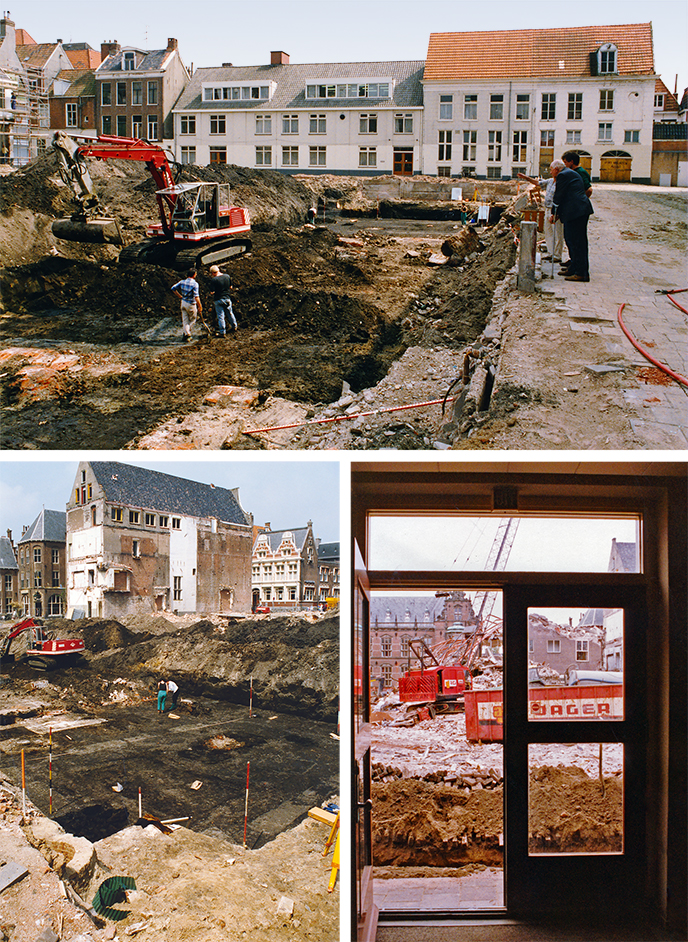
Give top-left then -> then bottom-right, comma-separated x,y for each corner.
124,51 -> 135,71
591,43 -> 618,76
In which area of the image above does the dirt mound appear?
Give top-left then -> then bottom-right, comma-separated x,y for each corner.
373,765 -> 623,866
79,619 -> 143,653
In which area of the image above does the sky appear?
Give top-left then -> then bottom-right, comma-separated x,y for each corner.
14,0 -> 687,94
0,455 -> 340,544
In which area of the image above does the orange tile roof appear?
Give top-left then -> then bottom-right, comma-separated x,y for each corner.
424,24 -> 654,81
655,78 -> 679,112
15,28 -> 36,44
65,48 -> 101,70
16,42 -> 60,68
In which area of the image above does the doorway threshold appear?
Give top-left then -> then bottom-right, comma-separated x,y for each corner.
375,867 -> 504,913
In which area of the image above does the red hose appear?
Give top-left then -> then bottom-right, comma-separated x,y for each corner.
617,303 -> 688,388
666,289 -> 688,316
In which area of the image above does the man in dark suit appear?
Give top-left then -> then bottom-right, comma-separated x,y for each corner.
550,164 -> 594,282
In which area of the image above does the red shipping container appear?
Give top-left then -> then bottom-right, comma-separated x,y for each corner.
465,689 -> 504,742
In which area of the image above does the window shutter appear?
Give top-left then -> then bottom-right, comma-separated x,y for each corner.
589,52 -> 599,76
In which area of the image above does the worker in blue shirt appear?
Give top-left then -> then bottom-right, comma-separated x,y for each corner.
171,268 -> 203,342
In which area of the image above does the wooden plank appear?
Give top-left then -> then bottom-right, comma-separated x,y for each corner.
0,861 -> 29,893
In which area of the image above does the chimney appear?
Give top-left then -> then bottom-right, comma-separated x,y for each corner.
264,522 -> 271,531
270,50 -> 289,66
100,40 -> 120,60
167,37 -> 178,51
0,15 -> 15,44
6,529 -> 11,542
222,62 -> 233,68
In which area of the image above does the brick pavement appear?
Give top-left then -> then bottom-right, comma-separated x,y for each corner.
536,184 -> 687,447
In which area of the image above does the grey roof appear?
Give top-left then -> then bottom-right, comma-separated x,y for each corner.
317,541 -> 339,563
577,609 -> 609,628
254,526 -> 311,553
87,462 -> 251,526
609,541 -> 637,572
99,47 -> 171,73
371,595 -> 444,626
174,60 -> 425,112
19,509 -> 66,544
0,536 -> 17,570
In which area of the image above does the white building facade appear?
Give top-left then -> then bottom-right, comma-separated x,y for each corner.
171,52 -> 425,176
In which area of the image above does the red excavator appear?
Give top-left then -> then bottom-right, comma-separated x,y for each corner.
398,639 -> 472,721
51,130 -> 252,270
0,617 -> 85,671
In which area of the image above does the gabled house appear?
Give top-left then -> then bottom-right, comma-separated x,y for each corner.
15,38 -> 72,154
50,69 -> 97,135
651,79 -> 688,186
66,462 -> 253,617
317,540 -> 340,603
0,14 -> 28,163
17,509 -> 67,618
252,521 -> 319,610
171,52 -> 425,174
422,23 -> 656,182
95,38 -> 189,141
0,532 -> 19,619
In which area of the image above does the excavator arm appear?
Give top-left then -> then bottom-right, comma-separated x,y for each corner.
52,131 -> 180,245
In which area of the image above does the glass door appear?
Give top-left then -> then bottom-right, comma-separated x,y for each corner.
503,582 -> 647,917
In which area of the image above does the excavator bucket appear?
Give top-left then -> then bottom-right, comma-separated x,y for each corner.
52,217 -> 124,245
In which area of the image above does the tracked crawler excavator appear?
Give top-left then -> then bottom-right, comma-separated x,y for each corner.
51,131 -> 252,270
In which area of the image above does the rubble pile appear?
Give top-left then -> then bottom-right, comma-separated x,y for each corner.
372,761 -> 503,791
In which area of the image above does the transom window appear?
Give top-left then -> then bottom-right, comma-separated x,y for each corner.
394,112 -> 413,133
180,115 -> 195,134
464,94 -> 478,120
282,113 -> 298,134
255,114 -> 271,134
359,113 -> 378,134
281,145 -> 298,166
439,94 -> 453,120
515,94 -> 530,119
309,113 -> 326,134
490,94 -> 504,120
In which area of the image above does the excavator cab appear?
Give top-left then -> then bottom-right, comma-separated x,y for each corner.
161,181 -> 228,235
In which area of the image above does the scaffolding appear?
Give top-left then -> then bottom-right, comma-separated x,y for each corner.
0,63 -> 50,165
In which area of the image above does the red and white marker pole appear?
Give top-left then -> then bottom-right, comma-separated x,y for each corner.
249,675 -> 253,718
138,786 -> 142,818
243,761 -> 250,849
49,727 -> 53,816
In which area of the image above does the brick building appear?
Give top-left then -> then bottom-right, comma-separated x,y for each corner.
0,533 -> 19,619
95,38 -> 189,141
317,541 -> 340,603
66,461 -> 253,617
17,509 -> 67,618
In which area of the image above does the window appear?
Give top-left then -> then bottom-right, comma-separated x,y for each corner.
132,116 -> 142,138
309,146 -> 326,166
381,635 -> 392,657
288,587 -> 296,601
360,113 -> 378,134
4,574 -> 11,592
159,515 -> 169,528
359,147 -> 377,167
34,571 -> 42,587
132,81 -> 143,104
464,94 -> 478,120
281,145 -> 298,166
654,94 -> 665,109
255,114 -> 271,134
463,130 -> 477,161
116,82 -> 126,106
147,116 -> 158,140
309,113 -> 326,134
624,129 -> 640,143
52,549 -> 59,564
304,586 -> 315,602
400,636 -> 410,658
566,129 -> 582,144
210,114 -> 226,135
102,116 -> 111,135
144,513 -> 155,527
490,94 -> 504,120
437,166 -> 451,177
576,640 -> 589,662
381,664 -> 392,687
600,90 -> 614,111
33,548 -> 41,564
598,122 -> 613,141
110,507 -> 122,523
52,571 -> 60,587
541,93 -> 556,120
173,575 -> 182,600
439,94 -> 453,120
541,129 -> 555,147
180,146 -> 196,164
394,113 -> 413,133
277,587 -> 284,600
568,93 -> 583,120
438,129 -> 452,161
513,130 -> 528,162
599,44 -> 617,74
180,115 -> 195,134
255,145 -> 272,166
172,517 -> 181,529
515,94 -> 530,119
66,103 -> 77,127
210,147 -> 227,164
116,115 -> 127,136
147,82 -> 158,105
124,51 -> 135,71
282,114 -> 298,134
101,83 -> 111,106
91,505 -> 97,526
47,594 -> 62,615
547,639 -> 561,653
486,166 -> 502,179
306,82 -> 389,99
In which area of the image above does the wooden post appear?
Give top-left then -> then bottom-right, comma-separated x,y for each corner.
21,749 -> 26,819
243,761 -> 250,849
518,220 -> 538,293
49,728 -> 53,817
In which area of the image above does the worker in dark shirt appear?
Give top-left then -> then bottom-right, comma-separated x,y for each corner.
551,163 -> 594,282
208,265 -> 237,336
